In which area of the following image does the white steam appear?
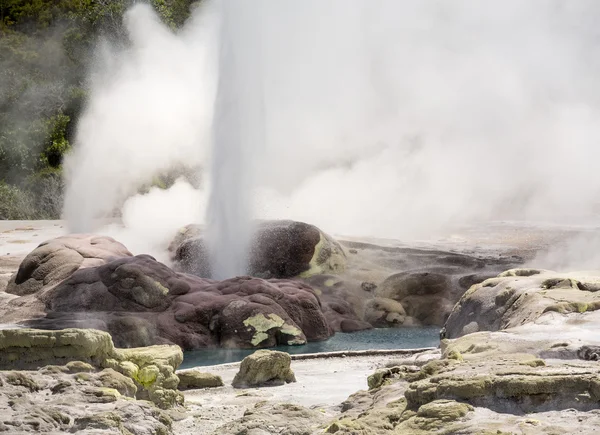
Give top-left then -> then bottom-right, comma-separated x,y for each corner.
100,178 -> 205,263
206,0 -> 266,278
63,3 -> 217,233
65,1 -> 600,262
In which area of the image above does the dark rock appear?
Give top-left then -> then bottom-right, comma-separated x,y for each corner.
401,295 -> 454,326
361,281 -> 377,292
171,220 -> 346,279
578,346 -> 600,361
301,274 -> 372,333
15,254 -> 334,349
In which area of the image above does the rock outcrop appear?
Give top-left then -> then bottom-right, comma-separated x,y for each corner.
232,350 -> 296,388
4,251 -> 335,349
6,235 -> 131,297
324,268 -> 600,434
170,220 -> 347,279
1,220 -> 525,350
327,344 -> 600,434
444,268 -> 600,338
0,328 -> 183,409
305,242 -> 520,329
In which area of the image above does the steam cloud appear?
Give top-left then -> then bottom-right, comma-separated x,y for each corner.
63,3 -> 217,233
64,1 -> 600,261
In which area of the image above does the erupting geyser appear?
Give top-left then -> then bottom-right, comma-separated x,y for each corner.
205,0 -> 266,279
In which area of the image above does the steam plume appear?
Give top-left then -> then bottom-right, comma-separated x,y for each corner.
64,1 -> 600,265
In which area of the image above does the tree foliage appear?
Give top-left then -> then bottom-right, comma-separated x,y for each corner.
0,0 -> 198,219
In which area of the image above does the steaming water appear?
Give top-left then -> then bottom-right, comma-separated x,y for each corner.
180,327 -> 440,368
205,1 -> 265,279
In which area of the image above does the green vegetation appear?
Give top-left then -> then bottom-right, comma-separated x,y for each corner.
0,0 -> 199,219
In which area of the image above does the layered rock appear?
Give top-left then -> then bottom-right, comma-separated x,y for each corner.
444,268 -> 600,338
0,328 -> 114,368
323,268 -> 600,434
404,352 -> 600,413
0,328 -> 183,409
326,344 -> 600,434
0,368 -> 173,434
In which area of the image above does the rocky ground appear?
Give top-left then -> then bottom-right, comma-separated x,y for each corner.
0,366 -> 173,434
173,351 -> 438,434
175,265 -> 600,434
1,220 -> 600,434
0,219 -> 531,350
0,327 -> 184,434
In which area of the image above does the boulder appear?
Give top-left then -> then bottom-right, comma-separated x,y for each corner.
6,235 -> 131,297
301,273 -> 372,332
107,345 -> 184,409
364,297 -> 409,327
400,295 -> 454,326
232,350 -> 296,388
170,220 -> 346,279
177,370 -> 223,390
249,220 -> 346,278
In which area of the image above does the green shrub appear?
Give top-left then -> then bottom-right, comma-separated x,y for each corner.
0,0 -> 199,220
0,182 -> 37,220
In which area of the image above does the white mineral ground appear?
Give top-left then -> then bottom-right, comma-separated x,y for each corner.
174,351 -> 439,434
1,218 -> 595,264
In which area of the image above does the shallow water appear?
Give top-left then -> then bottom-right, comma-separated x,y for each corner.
180,327 -> 440,369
